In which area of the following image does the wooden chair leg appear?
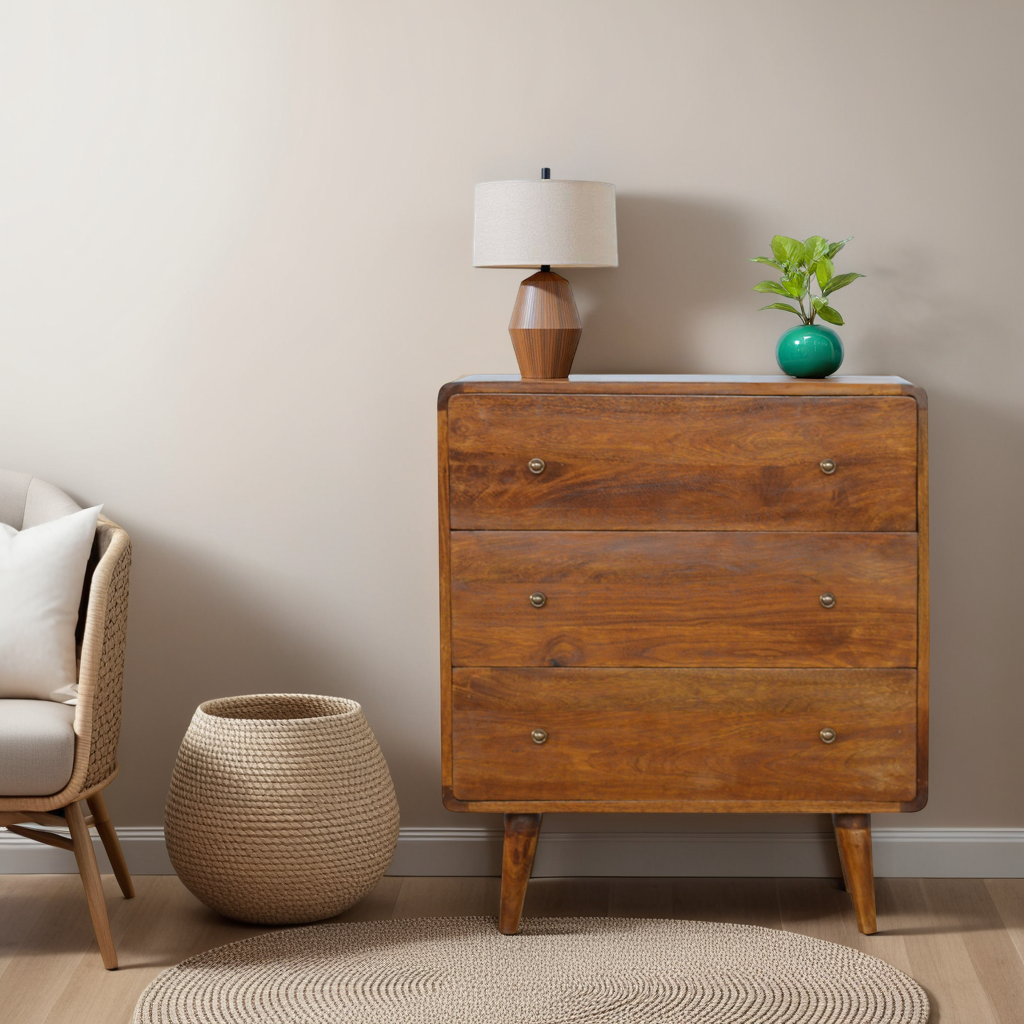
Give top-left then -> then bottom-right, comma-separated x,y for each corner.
86,792 -> 135,899
498,813 -> 542,935
66,800 -> 118,969
833,813 -> 877,935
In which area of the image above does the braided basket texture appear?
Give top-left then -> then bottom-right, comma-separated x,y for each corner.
164,694 -> 399,925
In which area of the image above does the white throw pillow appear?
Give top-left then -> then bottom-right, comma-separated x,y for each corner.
0,505 -> 101,701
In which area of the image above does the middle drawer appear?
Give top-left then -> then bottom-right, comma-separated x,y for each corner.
450,531 -> 919,668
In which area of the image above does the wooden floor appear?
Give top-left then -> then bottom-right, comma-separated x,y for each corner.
2,874 -> 1024,1023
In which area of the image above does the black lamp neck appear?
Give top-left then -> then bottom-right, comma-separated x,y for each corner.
540,169 -> 551,271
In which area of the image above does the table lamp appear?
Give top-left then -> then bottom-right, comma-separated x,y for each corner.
473,168 -> 618,378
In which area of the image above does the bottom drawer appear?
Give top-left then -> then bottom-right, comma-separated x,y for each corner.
451,668 -> 917,803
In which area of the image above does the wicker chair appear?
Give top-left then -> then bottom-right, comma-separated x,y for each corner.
0,470 -> 133,970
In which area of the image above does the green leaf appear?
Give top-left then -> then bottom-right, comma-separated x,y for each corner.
815,257 -> 834,290
804,236 -> 828,263
758,302 -> 804,318
826,236 -> 853,259
816,303 -> 844,325
749,256 -> 785,270
781,272 -> 808,299
771,235 -> 807,268
822,272 -> 864,296
812,296 -> 826,311
753,280 -> 791,296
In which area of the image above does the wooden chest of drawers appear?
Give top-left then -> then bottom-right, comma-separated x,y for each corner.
438,374 -> 928,935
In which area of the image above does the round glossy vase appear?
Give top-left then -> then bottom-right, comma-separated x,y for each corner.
775,324 -> 844,378
164,693 -> 399,925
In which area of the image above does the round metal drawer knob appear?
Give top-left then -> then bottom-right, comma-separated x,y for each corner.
820,727 -> 837,744
529,592 -> 547,608
531,728 -> 549,745
528,458 -> 546,475
819,592 -> 836,609
820,458 -> 837,475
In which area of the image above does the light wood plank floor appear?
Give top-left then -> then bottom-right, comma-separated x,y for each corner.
2,874 -> 1023,1023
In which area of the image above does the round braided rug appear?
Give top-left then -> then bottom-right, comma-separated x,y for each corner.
133,916 -> 929,1023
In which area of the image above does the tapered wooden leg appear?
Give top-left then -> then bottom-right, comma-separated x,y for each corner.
66,800 -> 118,969
87,791 -> 135,899
499,813 -> 542,935
836,832 -> 852,894
833,813 -> 877,935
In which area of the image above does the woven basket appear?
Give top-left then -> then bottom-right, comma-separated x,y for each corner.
164,694 -> 399,925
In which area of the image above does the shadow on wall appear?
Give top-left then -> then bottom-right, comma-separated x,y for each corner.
913,391 -> 1024,825
855,244 -> 999,377
111,227 -> 1024,835
114,530 -> 357,823
568,194 -> 750,373
857,249 -> 1024,824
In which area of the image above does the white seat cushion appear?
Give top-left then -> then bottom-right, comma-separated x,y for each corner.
0,699 -> 77,796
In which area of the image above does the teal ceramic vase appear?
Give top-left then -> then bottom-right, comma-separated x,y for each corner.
775,324 -> 844,378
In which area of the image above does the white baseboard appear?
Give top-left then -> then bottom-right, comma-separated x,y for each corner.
2,826 -> 1022,878
0,826 -> 172,874
389,827 -> 1024,878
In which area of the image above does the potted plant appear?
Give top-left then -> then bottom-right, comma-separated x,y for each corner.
751,235 -> 864,378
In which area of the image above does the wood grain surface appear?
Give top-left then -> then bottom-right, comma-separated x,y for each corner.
448,394 -> 918,531
498,813 -> 542,934
438,404 -> 454,790
450,531 -> 918,668
833,813 -> 878,934
438,375 -> 927,408
508,272 -> 582,379
451,667 -> 917,804
437,376 -> 928,926
907,404 -> 930,812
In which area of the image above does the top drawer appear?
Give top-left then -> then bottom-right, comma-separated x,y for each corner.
447,395 -> 918,531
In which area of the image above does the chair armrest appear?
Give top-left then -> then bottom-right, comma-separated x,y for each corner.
73,517 -> 132,793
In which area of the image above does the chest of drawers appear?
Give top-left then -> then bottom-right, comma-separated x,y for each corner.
438,374 -> 928,935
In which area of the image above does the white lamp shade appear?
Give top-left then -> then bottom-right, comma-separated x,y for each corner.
473,179 -> 618,268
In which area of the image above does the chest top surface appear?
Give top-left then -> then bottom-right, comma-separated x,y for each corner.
439,374 -> 925,407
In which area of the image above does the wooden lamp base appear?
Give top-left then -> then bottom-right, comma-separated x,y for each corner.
508,271 -> 582,379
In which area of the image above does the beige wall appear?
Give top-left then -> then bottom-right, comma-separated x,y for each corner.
1,1 -> 1022,837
